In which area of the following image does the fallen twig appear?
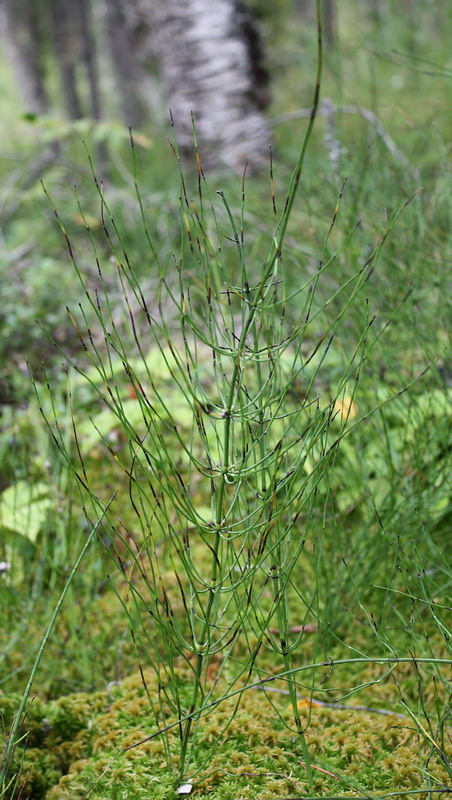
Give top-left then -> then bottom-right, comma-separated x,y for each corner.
271,99 -> 420,181
255,684 -> 406,718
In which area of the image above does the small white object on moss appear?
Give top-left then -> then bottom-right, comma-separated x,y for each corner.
176,782 -> 193,795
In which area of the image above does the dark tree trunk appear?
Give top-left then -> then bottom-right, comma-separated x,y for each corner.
50,0 -> 83,119
323,0 -> 337,48
104,0 -> 146,127
0,0 -> 48,114
77,0 -> 102,121
368,0 -> 384,22
77,0 -> 110,175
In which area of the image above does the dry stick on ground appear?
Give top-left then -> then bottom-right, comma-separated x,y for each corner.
254,684 -> 406,718
271,99 -> 420,182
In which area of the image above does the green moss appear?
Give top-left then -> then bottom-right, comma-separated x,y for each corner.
3,661 -> 448,800
0,688 -> 109,799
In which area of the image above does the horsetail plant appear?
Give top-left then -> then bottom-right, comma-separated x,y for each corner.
29,1 -> 436,786
35,170 -> 408,790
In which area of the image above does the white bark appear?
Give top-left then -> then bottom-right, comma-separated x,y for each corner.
155,0 -> 271,171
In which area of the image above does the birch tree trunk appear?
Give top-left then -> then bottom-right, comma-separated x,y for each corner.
154,0 -> 271,171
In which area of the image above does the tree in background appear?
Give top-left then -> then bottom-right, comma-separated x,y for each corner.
49,0 -> 84,119
0,0 -> 271,171
0,0 -> 104,122
103,0 -> 149,129
78,0 -> 103,122
0,0 -> 48,115
323,0 -> 337,47
151,0 -> 270,170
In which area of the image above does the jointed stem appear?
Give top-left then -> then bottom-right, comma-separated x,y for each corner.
178,0 -> 324,781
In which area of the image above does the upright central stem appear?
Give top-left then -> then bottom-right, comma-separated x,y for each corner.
178,525 -> 221,781
177,2 -> 323,774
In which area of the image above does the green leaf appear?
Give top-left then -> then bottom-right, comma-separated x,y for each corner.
0,481 -> 51,542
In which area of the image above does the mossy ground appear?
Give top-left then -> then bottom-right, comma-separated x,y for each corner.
2,661 -> 450,800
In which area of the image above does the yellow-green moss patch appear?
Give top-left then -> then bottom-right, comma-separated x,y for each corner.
3,662 -> 448,800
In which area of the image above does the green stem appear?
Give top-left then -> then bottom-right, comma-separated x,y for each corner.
273,563 -> 314,788
179,0 -> 325,777
178,650 -> 204,781
178,525 -> 222,780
